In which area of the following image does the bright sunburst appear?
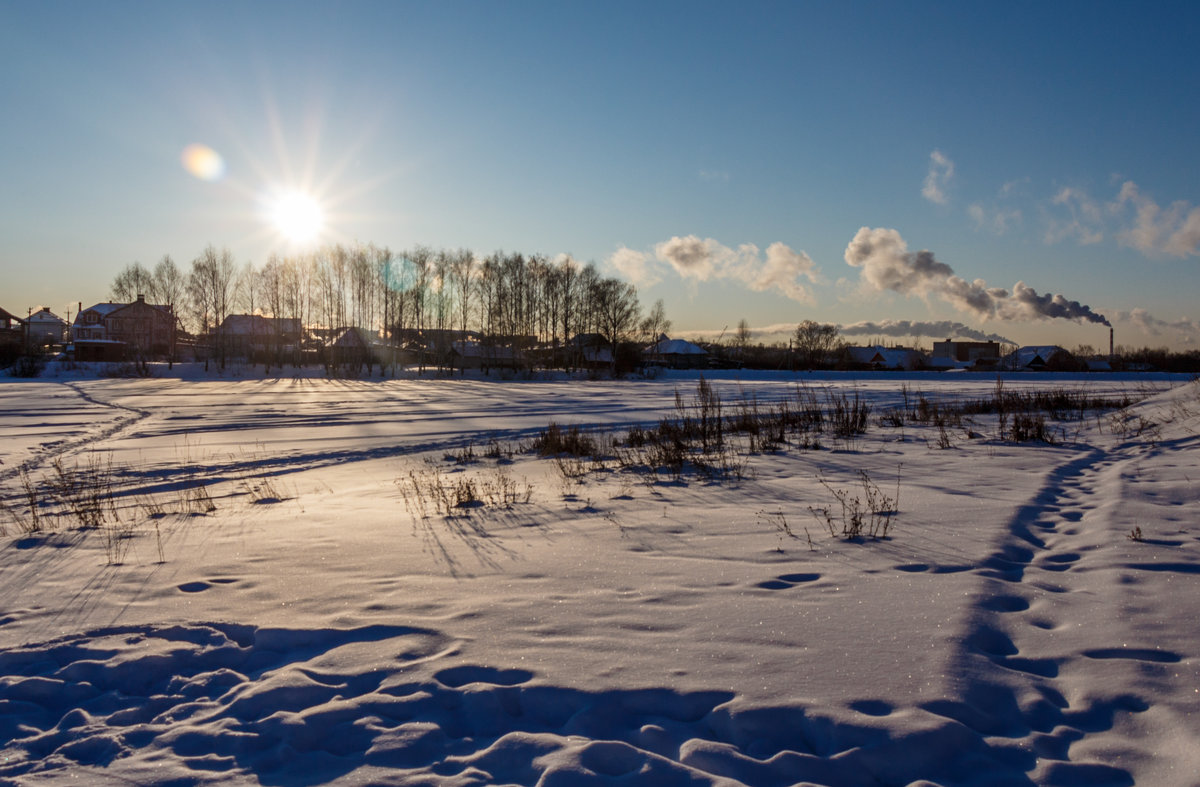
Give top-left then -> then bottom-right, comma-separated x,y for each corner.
268,190 -> 325,245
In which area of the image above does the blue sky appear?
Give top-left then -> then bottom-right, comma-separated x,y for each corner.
3,0 -> 1198,350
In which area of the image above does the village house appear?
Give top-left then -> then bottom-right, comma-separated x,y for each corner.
72,295 -> 176,362
218,314 -> 303,361
0,307 -> 24,346
1000,345 -> 1083,372
846,345 -> 927,371
930,339 -> 1001,370
643,337 -> 710,369
24,307 -> 68,347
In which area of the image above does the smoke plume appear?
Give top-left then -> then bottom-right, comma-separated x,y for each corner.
839,320 -> 1011,343
845,227 -> 1110,326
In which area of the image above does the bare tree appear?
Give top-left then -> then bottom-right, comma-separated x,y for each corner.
592,276 -> 641,372
189,245 -> 237,370
641,299 -> 672,344
111,262 -> 154,302
793,319 -> 842,369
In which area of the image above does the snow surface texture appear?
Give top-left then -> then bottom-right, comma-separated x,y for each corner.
1,367 -> 1198,786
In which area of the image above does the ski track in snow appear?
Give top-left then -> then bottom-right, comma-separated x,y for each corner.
1,371 -> 1197,785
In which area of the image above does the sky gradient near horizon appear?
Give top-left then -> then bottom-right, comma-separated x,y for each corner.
3,1 -> 1199,350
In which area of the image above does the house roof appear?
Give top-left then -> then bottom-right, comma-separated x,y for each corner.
847,345 -> 926,368
450,341 -> 520,360
644,338 -> 708,356
75,303 -> 125,323
1003,345 -> 1071,367
27,308 -> 66,323
0,306 -> 24,324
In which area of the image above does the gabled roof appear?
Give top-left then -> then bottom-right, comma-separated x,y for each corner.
0,306 -> 24,324
1003,345 -> 1071,368
848,345 -> 926,369
27,308 -> 66,323
75,303 -> 125,323
332,327 -> 372,348
644,338 -> 708,356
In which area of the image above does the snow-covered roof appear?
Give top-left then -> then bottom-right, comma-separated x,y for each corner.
847,345 -> 925,368
1003,345 -> 1071,368
26,308 -> 66,324
644,338 -> 708,356
75,303 -> 124,322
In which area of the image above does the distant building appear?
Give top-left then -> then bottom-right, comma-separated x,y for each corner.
25,307 -> 68,347
847,345 -> 927,371
0,307 -> 24,346
643,337 -> 709,369
218,314 -> 303,359
1000,346 -> 1082,372
72,295 -> 176,362
931,339 -> 1000,369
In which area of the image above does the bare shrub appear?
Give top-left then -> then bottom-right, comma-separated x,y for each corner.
397,463 -> 531,518
1009,413 -> 1055,443
533,423 -> 598,457
5,468 -> 45,534
46,453 -> 120,530
758,509 -> 797,552
444,443 -> 477,464
827,390 -> 870,445
809,469 -> 898,540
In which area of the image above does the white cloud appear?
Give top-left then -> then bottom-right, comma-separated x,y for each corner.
610,236 -> 821,303
1044,186 -> 1104,245
922,149 -> 955,205
609,247 -> 660,287
1112,181 -> 1200,257
1116,307 -> 1200,338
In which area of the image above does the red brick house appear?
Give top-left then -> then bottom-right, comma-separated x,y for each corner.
73,295 -> 176,362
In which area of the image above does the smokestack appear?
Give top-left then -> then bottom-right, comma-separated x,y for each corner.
1109,326 -> 1114,358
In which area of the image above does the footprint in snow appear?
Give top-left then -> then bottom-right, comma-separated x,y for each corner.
177,578 -> 239,593
755,573 -> 820,590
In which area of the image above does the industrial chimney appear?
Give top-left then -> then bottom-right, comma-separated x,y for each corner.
1109,327 -> 1114,358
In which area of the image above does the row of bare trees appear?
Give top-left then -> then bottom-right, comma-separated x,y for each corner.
112,243 -> 670,370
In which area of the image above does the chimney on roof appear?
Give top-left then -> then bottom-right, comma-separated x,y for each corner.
136,293 -> 145,303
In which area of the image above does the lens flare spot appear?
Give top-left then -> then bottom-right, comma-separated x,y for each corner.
181,144 -> 226,181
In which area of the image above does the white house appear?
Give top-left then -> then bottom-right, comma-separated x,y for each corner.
25,307 -> 67,346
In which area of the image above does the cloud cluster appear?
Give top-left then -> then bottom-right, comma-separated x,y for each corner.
1043,180 -> 1200,258
1117,308 -> 1200,338
922,150 -> 955,205
1112,181 -> 1200,258
845,226 -> 1110,326
839,319 -> 1011,343
611,236 -> 820,303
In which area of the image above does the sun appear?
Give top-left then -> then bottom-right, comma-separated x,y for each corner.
268,190 -> 324,245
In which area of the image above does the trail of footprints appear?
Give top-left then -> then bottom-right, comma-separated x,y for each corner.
939,450 -> 1186,781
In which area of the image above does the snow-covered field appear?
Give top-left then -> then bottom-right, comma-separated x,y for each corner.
1,366 -> 1198,786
